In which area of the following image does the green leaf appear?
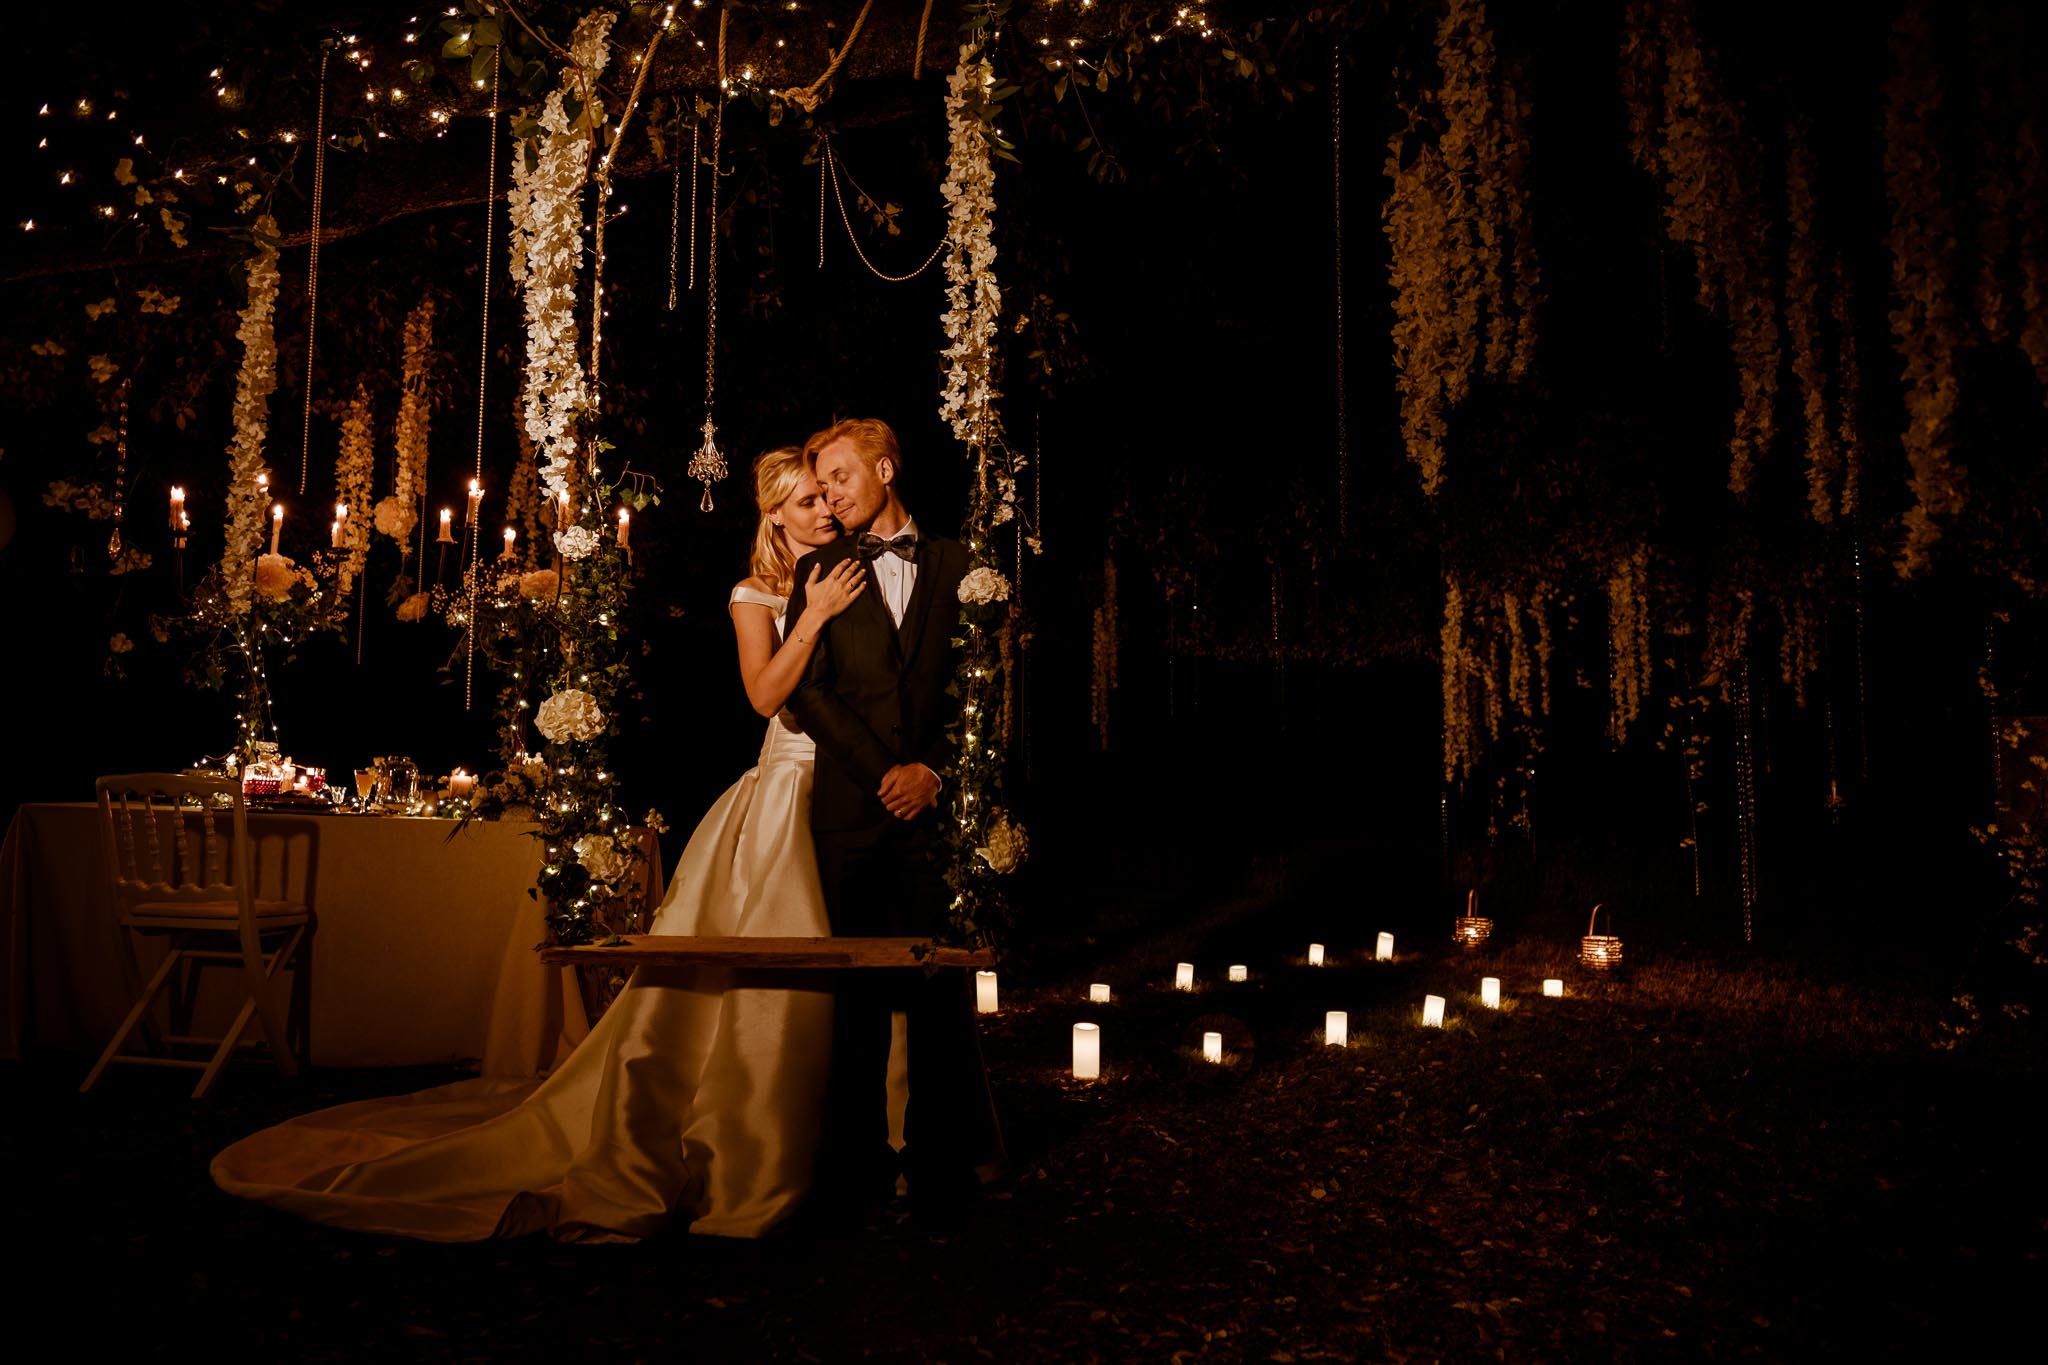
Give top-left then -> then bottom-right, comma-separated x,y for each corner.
1053,74 -> 1068,102
471,46 -> 495,86
473,17 -> 502,45
442,34 -> 473,58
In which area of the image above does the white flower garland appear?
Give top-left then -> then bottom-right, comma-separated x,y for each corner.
223,215 -> 282,616
335,383 -> 376,596
939,45 -> 1001,450
379,297 -> 436,548
508,11 -> 613,505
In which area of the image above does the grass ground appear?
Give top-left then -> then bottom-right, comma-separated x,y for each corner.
11,871 -> 2042,1362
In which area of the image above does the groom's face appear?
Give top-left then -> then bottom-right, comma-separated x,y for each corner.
814,439 -> 891,535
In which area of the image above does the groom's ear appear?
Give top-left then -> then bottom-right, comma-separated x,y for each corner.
875,457 -> 896,488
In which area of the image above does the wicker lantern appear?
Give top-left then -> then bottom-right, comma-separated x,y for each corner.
1453,889 -> 1493,951
1579,902 -> 1623,970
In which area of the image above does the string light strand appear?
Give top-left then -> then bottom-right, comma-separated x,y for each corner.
467,47 -> 499,712
296,48 -> 330,496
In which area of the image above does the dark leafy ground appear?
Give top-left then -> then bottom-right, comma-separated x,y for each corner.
11,879 -> 2043,1363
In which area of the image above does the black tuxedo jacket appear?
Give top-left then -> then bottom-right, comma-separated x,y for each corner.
785,530 -> 967,833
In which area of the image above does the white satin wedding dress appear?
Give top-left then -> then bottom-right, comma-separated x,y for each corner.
212,586 -> 851,1241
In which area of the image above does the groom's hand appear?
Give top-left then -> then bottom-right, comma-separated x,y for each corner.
878,763 -> 941,820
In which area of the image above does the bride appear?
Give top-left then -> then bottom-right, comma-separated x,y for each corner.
212,447 -> 867,1241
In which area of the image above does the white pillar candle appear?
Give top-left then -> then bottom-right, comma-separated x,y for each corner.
1088,982 -> 1111,1003
1201,1031 -> 1223,1063
1071,1022 -> 1100,1079
975,970 -> 999,1014
1422,994 -> 1446,1027
617,507 -> 631,547
437,507 -> 455,544
502,526 -> 517,559
1543,978 -> 1564,997
1308,942 -> 1325,966
1325,1011 -> 1348,1047
1227,964 -> 1248,983
169,485 -> 185,530
466,477 -> 483,525
1481,977 -> 1501,1009
1174,962 -> 1195,991
269,502 -> 283,555
1376,931 -> 1395,961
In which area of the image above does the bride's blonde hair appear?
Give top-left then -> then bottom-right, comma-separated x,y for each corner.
748,446 -> 812,597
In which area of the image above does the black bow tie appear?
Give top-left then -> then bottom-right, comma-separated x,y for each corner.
856,531 -> 920,563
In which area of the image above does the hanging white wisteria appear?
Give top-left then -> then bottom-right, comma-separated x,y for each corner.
507,10 -> 612,507
376,298 -> 435,546
939,44 -> 1002,452
334,382 -> 375,597
222,215 -> 281,617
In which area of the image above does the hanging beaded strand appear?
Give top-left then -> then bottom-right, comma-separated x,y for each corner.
466,48 -> 500,713
297,49 -> 330,497
1332,41 -> 1349,540
667,139 -> 685,309
689,119 -> 699,292
824,135 -> 946,282
687,11 -> 731,513
1732,657 -> 1760,942
108,378 -> 129,560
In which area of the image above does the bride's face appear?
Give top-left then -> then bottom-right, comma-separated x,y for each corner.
773,478 -> 838,549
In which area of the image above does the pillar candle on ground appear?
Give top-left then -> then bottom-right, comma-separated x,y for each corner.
1422,994 -> 1446,1027
1376,931 -> 1395,961
1481,977 -> 1501,1009
1201,1031 -> 1223,1063
1325,1011 -> 1348,1047
1308,943 -> 1325,966
1072,1023 -> 1100,1079
1174,962 -> 1195,991
975,970 -> 998,1014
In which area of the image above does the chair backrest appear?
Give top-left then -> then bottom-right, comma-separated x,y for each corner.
94,773 -> 253,920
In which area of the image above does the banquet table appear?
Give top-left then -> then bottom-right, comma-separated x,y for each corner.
0,802 -> 660,1077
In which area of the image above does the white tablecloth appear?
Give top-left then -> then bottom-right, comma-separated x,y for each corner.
0,802 -> 658,1075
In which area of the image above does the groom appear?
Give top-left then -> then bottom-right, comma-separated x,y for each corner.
783,417 -> 993,1216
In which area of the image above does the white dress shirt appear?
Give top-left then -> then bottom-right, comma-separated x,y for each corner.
871,517 -> 918,627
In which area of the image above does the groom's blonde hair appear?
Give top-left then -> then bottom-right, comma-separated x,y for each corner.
802,417 -> 904,480
749,446 -> 812,597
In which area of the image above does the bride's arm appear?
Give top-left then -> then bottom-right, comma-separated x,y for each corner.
734,561 -> 866,717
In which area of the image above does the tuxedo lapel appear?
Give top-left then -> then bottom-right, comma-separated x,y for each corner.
898,537 -> 954,673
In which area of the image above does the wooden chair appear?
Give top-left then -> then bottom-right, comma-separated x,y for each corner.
81,773 -> 313,1098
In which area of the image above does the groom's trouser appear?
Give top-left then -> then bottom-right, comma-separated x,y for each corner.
815,818 -> 997,1194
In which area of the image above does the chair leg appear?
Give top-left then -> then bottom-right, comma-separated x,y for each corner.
287,924 -> 312,1065
170,943 -> 202,1038
244,928 -> 301,1079
191,995 -> 258,1100
114,932 -> 166,1056
80,946 -> 183,1094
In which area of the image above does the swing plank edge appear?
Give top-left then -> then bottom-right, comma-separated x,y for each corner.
539,935 -> 995,970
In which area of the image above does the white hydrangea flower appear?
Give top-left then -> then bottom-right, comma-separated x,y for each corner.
957,565 -> 1012,605
575,833 -> 628,885
535,688 -> 607,743
553,524 -> 600,561
975,814 -> 1028,875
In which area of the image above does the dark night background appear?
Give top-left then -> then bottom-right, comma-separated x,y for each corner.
3,0 -> 2046,988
